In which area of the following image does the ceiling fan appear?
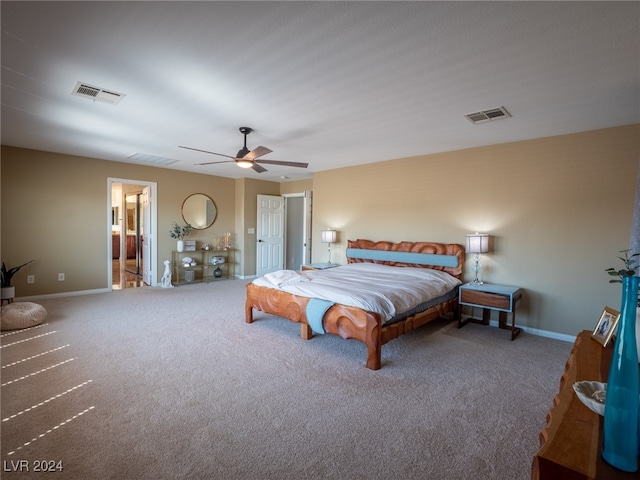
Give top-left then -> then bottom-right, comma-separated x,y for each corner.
179,127 -> 308,173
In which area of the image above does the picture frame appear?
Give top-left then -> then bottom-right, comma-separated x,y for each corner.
591,306 -> 620,347
184,240 -> 196,252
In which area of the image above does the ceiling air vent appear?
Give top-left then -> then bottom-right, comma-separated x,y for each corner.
71,81 -> 125,105
127,153 -> 178,166
464,106 -> 511,124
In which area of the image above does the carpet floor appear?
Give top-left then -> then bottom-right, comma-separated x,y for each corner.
1,280 -> 572,479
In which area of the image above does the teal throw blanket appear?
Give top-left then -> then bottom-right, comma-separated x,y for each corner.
306,298 -> 335,334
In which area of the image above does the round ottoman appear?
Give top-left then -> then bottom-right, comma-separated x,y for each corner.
1,302 -> 48,331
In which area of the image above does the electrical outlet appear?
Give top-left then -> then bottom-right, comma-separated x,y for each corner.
27,275 -> 35,284
58,273 -> 65,281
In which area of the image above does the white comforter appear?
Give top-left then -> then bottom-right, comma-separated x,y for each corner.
252,263 -> 461,322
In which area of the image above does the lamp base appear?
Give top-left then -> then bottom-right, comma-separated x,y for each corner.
471,254 -> 484,284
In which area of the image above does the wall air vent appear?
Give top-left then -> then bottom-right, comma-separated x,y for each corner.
464,106 -> 511,124
71,81 -> 125,105
127,153 -> 178,166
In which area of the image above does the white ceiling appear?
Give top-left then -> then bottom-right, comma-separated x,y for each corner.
2,1 -> 639,182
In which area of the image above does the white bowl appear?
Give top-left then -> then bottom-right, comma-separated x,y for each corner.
573,381 -> 606,416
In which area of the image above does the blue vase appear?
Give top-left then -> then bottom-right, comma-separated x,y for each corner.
602,275 -> 640,472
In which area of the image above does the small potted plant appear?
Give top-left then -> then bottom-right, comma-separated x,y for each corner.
605,249 -> 639,283
1,260 -> 34,303
169,222 -> 192,252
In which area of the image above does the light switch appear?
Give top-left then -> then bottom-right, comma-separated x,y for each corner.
248,227 -> 255,234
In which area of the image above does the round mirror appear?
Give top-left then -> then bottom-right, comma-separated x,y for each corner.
181,193 -> 217,230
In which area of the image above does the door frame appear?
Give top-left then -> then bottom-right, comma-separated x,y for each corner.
107,178 -> 158,288
124,191 -> 143,275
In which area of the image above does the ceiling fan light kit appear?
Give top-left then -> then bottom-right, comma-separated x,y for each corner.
236,159 -> 253,169
179,127 -> 308,174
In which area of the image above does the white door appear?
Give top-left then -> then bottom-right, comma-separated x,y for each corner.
256,194 -> 285,276
141,187 -> 152,285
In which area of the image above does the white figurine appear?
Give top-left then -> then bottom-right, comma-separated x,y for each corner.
160,260 -> 173,288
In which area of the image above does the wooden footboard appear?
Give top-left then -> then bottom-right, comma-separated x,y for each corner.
245,282 -> 458,370
246,283 -> 382,369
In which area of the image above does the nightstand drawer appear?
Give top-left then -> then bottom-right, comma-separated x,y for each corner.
460,289 -> 510,310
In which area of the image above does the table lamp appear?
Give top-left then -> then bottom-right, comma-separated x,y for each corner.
466,232 -> 490,284
321,229 -> 337,265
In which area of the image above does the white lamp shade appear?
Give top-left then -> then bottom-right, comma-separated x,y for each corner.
466,233 -> 489,253
321,229 -> 337,243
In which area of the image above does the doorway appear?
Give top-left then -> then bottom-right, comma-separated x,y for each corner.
124,192 -> 144,276
284,192 -> 311,270
256,191 -> 312,277
108,179 -> 157,290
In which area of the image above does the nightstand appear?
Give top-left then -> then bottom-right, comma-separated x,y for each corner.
301,263 -> 339,271
458,283 -> 523,340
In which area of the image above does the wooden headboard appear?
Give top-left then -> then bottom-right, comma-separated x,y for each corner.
346,239 -> 465,280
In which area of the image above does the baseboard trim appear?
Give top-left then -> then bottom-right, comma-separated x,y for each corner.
486,319 -> 575,343
17,288 -> 111,302
237,275 -> 257,280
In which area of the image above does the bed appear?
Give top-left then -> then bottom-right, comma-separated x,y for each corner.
245,239 -> 465,370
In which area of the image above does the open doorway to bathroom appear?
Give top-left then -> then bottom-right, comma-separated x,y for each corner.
109,179 -> 158,290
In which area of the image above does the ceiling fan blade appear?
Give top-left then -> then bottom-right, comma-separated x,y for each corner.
179,146 -> 236,159
252,163 -> 268,173
195,160 -> 235,166
255,159 -> 309,168
244,145 -> 272,161
180,129 -> 303,172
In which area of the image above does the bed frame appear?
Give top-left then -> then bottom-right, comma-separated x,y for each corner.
245,239 -> 465,370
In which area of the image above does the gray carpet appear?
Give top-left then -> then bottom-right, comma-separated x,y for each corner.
1,280 -> 572,479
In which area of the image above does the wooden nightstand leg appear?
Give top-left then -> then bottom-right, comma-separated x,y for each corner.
498,310 -> 507,329
510,310 -> 521,340
458,308 -> 488,329
482,308 -> 491,325
498,310 -> 521,340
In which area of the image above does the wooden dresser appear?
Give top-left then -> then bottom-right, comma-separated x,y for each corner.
532,330 -> 638,479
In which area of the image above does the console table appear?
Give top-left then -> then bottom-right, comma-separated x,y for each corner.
532,330 -> 638,479
171,249 -> 232,285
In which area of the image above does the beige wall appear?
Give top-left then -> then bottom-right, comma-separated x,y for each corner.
1,146 -> 236,295
280,179 -> 313,195
310,125 -> 640,336
2,124 -> 638,337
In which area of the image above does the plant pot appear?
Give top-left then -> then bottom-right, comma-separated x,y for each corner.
636,306 -> 640,363
177,240 -> 184,252
1,286 -> 16,302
